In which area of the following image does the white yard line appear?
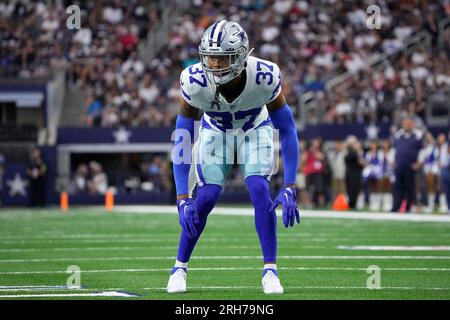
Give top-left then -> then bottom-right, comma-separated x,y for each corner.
0,238 -> 348,244
0,246 -> 178,252
0,244 -> 329,252
140,285 -> 450,291
0,285 -> 449,295
0,291 -> 138,298
1,255 -> 450,263
0,232 -> 447,240
112,205 -> 450,223
338,246 -> 450,251
2,266 -> 450,275
2,206 -> 449,223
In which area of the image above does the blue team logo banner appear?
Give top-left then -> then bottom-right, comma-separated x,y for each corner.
2,164 -> 30,206
58,124 -> 383,144
58,127 -> 174,144
57,124 -> 448,144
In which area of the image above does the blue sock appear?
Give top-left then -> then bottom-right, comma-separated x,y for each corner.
245,175 -> 277,264
262,269 -> 278,277
171,267 -> 187,275
176,184 -> 222,263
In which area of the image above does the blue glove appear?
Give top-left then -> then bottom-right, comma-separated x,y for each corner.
177,198 -> 200,239
270,186 -> 300,228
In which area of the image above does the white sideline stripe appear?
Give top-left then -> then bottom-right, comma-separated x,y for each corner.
0,291 -> 138,298
0,231 -> 446,240
0,286 -> 79,292
1,286 -> 449,294
0,246 -> 325,258
0,238 -> 342,244
0,246 -> 180,252
2,266 -> 450,275
0,244 -> 328,252
0,289 -> 72,292
1,255 -> 450,263
112,205 -> 450,223
0,234 -> 179,240
140,285 -> 450,291
338,246 -> 450,251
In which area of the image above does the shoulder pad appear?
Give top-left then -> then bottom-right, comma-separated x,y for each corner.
179,64 -> 206,104
251,57 -> 282,103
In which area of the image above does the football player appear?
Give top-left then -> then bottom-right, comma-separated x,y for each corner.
168,20 -> 300,294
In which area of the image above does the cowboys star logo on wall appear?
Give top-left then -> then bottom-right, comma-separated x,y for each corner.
6,173 -> 29,197
366,124 -> 379,140
112,127 -> 132,144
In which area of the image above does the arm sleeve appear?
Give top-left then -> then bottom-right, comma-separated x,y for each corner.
172,114 -> 195,196
269,103 -> 299,185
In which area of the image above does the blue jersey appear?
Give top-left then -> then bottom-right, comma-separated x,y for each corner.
393,128 -> 423,168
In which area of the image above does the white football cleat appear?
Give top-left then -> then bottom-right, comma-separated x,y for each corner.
262,269 -> 284,294
167,268 -> 187,293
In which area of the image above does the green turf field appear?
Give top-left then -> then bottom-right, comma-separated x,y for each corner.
0,207 -> 449,300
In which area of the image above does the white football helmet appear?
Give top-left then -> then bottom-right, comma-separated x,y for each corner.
199,20 -> 253,85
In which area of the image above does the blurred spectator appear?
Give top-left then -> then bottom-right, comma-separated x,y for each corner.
296,140 -> 308,207
418,132 -> 440,213
327,140 -> 347,201
391,117 -> 424,212
83,90 -> 103,127
87,161 -> 108,195
439,132 -> 450,214
344,135 -> 364,209
362,141 -> 383,211
437,133 -> 449,212
26,147 -> 47,207
69,163 -> 89,194
303,139 -> 326,208
380,139 -> 395,212
0,153 -> 4,205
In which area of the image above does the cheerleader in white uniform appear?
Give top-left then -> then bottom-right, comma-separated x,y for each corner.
420,133 -> 440,213
363,141 -> 384,211
380,140 -> 395,212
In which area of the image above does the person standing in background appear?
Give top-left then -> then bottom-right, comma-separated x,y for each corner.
380,140 -> 395,212
327,141 -> 347,201
391,117 -> 423,213
362,141 -> 384,211
437,133 -> 449,213
439,132 -> 450,215
27,147 -> 47,207
419,132 -> 440,213
344,136 -> 364,209
303,139 -> 326,208
296,141 -> 308,209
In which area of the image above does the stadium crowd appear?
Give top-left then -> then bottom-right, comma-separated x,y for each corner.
1,0 -> 449,127
1,0 -> 450,212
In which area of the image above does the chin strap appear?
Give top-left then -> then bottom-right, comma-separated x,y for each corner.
246,47 -> 255,59
212,86 -> 221,110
